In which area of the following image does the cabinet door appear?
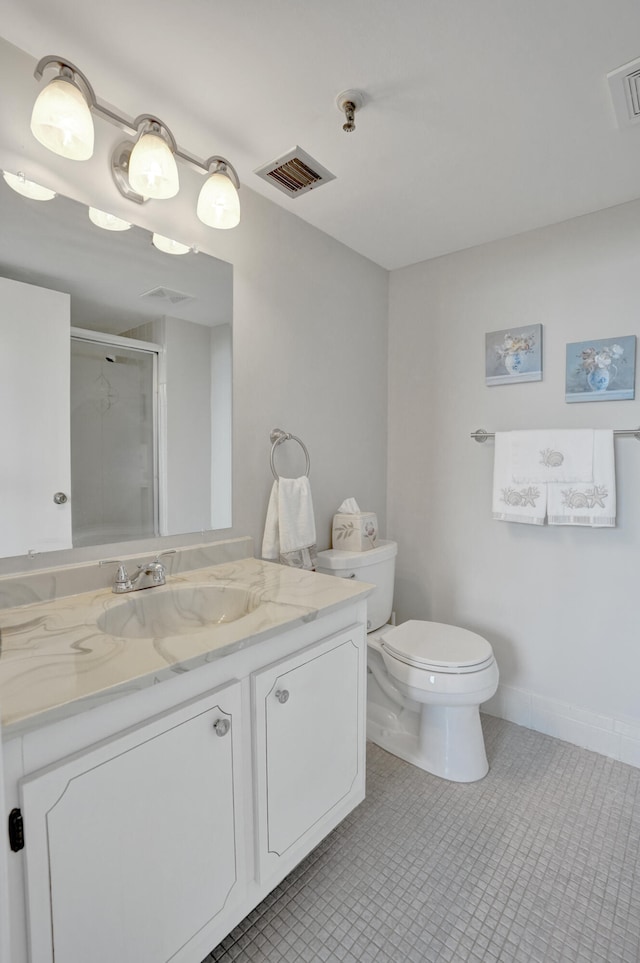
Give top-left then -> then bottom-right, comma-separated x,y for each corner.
20,682 -> 244,963
253,627 -> 365,882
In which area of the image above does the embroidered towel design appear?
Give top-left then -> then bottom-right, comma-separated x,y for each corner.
510,430 -> 594,483
540,448 -> 564,468
562,486 -> 608,510
501,486 -> 542,509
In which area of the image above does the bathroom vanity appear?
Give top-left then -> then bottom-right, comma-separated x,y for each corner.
0,539 -> 371,963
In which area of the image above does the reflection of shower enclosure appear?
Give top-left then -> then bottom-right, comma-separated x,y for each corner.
70,336 -> 158,547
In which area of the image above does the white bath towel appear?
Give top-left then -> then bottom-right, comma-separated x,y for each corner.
547,430 -> 616,527
492,433 -> 547,525
262,476 -> 318,569
510,429 -> 594,484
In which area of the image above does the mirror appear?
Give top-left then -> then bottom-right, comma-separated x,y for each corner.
0,177 -> 232,560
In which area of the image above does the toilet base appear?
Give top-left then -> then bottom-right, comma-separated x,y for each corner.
367,703 -> 489,782
418,703 -> 489,782
366,668 -> 490,782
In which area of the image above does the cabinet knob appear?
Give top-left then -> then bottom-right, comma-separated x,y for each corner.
275,689 -> 289,704
213,718 -> 230,737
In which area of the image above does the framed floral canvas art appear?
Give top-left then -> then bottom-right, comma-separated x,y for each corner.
485,324 -> 543,386
565,335 -> 636,403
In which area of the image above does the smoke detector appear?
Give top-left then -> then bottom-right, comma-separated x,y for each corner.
254,146 -> 335,198
607,57 -> 640,127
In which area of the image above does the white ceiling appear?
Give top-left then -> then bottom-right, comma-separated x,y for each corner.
2,0 -> 640,270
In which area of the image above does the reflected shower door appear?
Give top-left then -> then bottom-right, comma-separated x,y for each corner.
70,337 -> 158,547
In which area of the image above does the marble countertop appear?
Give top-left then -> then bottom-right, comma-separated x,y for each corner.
0,557 -> 371,737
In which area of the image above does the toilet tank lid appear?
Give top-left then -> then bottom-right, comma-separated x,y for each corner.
316,539 -> 397,570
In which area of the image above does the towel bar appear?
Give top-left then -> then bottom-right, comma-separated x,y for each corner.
270,428 -> 311,479
471,427 -> 640,443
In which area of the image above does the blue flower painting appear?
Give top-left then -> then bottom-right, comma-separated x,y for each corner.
565,335 -> 636,403
485,324 -> 543,386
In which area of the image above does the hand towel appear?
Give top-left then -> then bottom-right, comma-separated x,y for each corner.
510,430 -> 594,484
547,430 -> 615,527
261,476 -> 317,569
492,433 -> 546,525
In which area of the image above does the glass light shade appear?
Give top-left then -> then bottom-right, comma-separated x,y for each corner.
197,170 -> 240,229
128,132 -> 179,199
2,171 -> 56,201
88,208 -> 131,231
152,233 -> 190,255
30,77 -> 94,160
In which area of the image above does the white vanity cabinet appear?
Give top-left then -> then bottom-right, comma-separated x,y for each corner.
3,598 -> 368,963
20,682 -> 245,963
253,628 -> 364,885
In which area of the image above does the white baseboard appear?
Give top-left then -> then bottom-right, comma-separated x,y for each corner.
483,684 -> 640,770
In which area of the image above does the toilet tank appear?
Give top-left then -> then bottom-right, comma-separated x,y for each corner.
316,539 -> 397,632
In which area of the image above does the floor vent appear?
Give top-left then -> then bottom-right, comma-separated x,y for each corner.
607,57 -> 640,128
254,146 -> 335,198
140,287 -> 195,305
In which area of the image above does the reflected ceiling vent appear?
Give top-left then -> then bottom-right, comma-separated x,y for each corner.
607,56 -> 640,127
140,286 -> 195,305
254,146 -> 335,198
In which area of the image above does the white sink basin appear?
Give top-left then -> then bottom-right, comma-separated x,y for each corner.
98,584 -> 258,640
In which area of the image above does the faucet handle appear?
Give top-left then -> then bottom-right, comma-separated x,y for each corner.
153,550 -> 176,563
148,549 -> 176,576
114,564 -> 133,588
99,559 -> 133,592
142,550 -> 176,584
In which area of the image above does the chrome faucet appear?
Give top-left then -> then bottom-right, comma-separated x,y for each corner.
101,550 -> 176,594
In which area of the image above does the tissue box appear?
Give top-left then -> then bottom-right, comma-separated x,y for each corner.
332,512 -> 378,552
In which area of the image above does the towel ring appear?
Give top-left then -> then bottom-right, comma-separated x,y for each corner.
270,428 -> 311,480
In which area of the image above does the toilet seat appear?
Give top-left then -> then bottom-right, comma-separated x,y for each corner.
381,620 -> 494,674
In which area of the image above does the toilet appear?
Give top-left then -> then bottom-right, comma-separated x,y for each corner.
316,540 -> 499,783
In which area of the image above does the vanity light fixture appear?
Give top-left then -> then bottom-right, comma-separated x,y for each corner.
88,207 -> 131,231
2,170 -> 56,201
31,56 -> 241,227
31,58 -> 96,160
127,119 -> 180,200
151,233 -> 191,255
197,157 -> 241,229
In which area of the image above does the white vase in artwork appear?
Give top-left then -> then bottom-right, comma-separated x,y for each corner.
586,365 -> 615,392
504,351 -> 525,375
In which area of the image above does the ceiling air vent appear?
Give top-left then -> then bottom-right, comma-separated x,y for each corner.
607,57 -> 640,128
140,287 -> 195,305
254,146 -> 335,198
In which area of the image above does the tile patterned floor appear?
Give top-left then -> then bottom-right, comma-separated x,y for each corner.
204,716 -> 640,962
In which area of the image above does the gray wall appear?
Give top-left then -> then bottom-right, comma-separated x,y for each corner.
388,199 -> 640,761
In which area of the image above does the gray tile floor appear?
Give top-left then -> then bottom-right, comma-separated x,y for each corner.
205,716 -> 640,962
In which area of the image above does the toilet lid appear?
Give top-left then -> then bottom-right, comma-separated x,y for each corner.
381,620 -> 493,670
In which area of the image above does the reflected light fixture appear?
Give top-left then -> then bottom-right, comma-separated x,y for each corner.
2,170 -> 56,201
88,207 -> 131,231
30,56 -> 240,228
197,157 -> 240,229
152,233 -> 191,255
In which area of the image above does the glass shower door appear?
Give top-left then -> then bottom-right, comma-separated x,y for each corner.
70,337 -> 158,547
